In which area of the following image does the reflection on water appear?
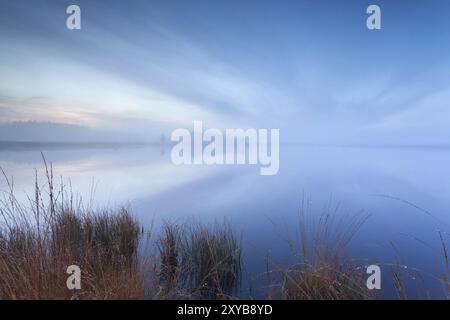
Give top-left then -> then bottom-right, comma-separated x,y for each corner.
1,143 -> 449,298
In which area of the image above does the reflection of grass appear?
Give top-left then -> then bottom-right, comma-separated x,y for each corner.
0,163 -> 448,300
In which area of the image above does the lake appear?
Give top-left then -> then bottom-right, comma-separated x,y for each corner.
0,142 -> 449,298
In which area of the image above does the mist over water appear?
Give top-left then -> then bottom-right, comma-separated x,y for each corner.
2,0 -> 450,301
1,143 -> 449,298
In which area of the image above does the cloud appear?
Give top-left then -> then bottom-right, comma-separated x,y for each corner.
2,1 -> 450,144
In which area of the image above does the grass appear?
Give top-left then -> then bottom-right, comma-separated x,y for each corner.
156,223 -> 181,296
0,164 -> 146,299
280,201 -> 374,300
155,222 -> 241,299
438,232 -> 450,298
0,162 -> 241,300
0,162 -> 448,300
180,223 -> 241,299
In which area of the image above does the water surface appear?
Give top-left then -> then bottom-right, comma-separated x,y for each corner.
1,143 -> 449,298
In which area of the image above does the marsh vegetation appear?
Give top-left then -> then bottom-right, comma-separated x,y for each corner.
0,162 -> 448,300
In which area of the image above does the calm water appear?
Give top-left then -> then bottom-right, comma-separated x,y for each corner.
1,143 -> 449,298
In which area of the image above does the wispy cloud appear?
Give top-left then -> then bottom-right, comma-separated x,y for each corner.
1,0 -> 450,144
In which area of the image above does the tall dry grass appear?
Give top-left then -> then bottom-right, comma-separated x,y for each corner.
155,222 -> 241,299
0,161 -> 241,300
0,163 -> 146,299
280,199 -> 374,300
0,161 -> 448,300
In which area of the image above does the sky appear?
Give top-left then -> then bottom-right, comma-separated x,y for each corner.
1,0 -> 450,144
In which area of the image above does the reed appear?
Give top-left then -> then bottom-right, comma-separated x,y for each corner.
280,199 -> 374,300
0,164 -> 145,299
155,221 -> 241,299
0,163 -> 448,300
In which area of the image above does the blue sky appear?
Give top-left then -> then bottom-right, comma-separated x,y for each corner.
1,0 -> 450,144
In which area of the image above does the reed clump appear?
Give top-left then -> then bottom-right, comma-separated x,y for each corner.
0,163 -> 241,300
0,165 -> 145,299
280,201 -> 374,300
156,222 -> 241,299
1,162 -> 448,300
